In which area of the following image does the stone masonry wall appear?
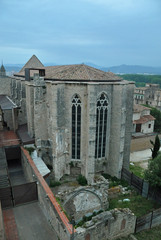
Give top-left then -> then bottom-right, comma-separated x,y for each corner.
0,201 -> 5,240
123,83 -> 134,170
21,147 -> 136,240
21,147 -> 73,240
0,75 -> 11,96
75,209 -> 136,240
45,80 -> 134,182
11,78 -> 27,125
25,81 -> 35,137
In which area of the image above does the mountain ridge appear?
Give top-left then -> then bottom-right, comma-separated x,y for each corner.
3,63 -> 161,75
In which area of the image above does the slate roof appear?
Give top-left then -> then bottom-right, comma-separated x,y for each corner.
19,55 -> 44,73
0,64 -> 6,73
0,95 -> 17,110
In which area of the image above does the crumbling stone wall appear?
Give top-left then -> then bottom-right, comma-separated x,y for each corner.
59,176 -> 109,221
21,147 -> 136,240
75,209 -> 136,240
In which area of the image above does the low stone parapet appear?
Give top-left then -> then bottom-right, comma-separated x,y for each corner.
21,147 -> 74,240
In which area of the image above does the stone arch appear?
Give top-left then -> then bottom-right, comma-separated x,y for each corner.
71,93 -> 82,103
95,92 -> 109,159
97,91 -> 109,105
71,94 -> 82,160
63,188 -> 103,208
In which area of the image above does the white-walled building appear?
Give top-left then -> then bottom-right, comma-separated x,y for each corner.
133,104 -> 155,134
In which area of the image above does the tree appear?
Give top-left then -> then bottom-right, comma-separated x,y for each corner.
150,107 -> 161,133
144,153 -> 161,188
150,134 -> 160,159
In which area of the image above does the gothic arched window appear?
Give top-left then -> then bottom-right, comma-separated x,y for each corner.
72,94 -> 81,159
95,93 -> 108,159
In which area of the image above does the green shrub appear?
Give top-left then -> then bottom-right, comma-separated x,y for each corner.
77,175 -> 87,186
50,180 -> 61,187
25,147 -> 35,155
69,161 -> 74,167
102,173 -> 128,188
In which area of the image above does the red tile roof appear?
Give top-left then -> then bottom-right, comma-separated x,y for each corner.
133,115 -> 155,124
133,104 -> 150,113
19,55 -> 44,73
15,63 -> 122,81
0,131 -> 20,147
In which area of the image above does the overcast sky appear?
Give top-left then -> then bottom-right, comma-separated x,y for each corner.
0,0 -> 161,67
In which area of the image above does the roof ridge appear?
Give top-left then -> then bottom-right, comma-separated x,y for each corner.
82,64 -> 92,80
19,55 -> 44,73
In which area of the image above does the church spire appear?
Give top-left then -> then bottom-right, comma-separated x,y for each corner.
0,61 -> 6,76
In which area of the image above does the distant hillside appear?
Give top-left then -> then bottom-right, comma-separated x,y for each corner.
120,74 -> 161,88
4,65 -> 23,76
101,64 -> 161,75
4,63 -> 161,76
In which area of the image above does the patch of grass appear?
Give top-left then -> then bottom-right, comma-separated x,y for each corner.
109,191 -> 160,217
135,224 -> 161,240
56,197 -> 69,219
102,173 -> 129,188
130,163 -> 145,178
50,180 -> 61,187
115,237 -> 131,240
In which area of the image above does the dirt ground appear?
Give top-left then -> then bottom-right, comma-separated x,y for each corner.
130,134 -> 161,170
130,134 -> 161,152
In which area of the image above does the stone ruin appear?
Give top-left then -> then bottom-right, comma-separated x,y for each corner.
55,175 -> 109,222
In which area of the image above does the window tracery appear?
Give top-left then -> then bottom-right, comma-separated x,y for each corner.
95,93 -> 108,159
72,94 -> 81,159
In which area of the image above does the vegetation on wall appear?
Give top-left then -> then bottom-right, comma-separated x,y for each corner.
25,146 -> 35,155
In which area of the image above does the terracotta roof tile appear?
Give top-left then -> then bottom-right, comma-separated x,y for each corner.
0,131 -> 20,147
44,64 -> 122,81
19,55 -> 44,73
133,104 -> 150,113
15,57 -> 122,81
133,115 -> 155,124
